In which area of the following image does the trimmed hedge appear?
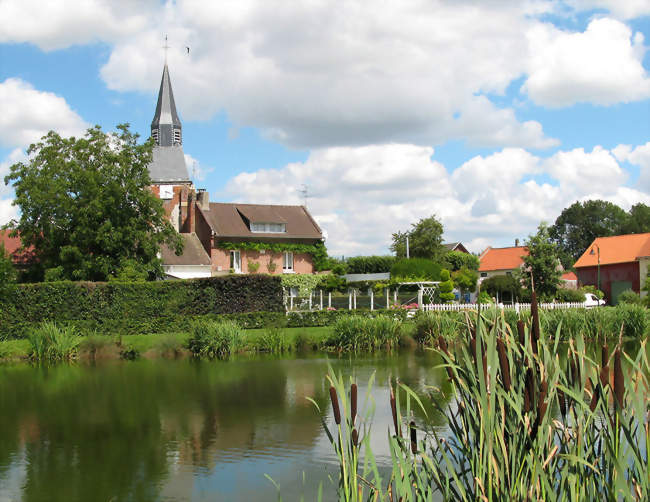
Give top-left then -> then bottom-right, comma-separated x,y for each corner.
346,256 -> 397,274
0,275 -> 283,338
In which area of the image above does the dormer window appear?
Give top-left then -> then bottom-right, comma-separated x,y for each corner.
250,222 -> 286,233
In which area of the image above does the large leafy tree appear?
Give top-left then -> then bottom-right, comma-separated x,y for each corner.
620,202 -> 650,234
549,200 -> 629,268
519,223 -> 562,300
4,125 -> 182,281
390,215 -> 445,260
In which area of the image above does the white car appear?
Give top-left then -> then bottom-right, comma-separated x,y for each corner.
583,293 -> 606,308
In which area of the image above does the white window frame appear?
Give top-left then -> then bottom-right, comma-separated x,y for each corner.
283,251 -> 294,273
230,250 -> 241,273
250,222 -> 286,233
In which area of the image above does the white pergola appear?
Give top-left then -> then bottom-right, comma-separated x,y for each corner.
393,281 -> 440,309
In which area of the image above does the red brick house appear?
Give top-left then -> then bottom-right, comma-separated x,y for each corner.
0,230 -> 34,268
574,233 -> 650,304
147,64 -> 324,278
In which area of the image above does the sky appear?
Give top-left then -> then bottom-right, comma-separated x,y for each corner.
0,0 -> 649,258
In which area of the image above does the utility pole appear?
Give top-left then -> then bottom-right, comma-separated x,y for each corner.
406,235 -> 410,259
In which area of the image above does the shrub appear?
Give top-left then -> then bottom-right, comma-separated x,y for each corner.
28,321 -> 80,361
154,334 -> 185,358
258,326 -> 292,354
247,261 -> 260,273
442,250 -> 479,271
188,320 -> 243,359
617,289 -> 641,305
437,269 -> 455,303
345,256 -> 396,274
554,288 -> 586,302
79,334 -> 113,359
390,258 -> 442,281
413,311 -> 467,344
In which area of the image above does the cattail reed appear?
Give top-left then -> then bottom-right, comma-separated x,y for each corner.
497,337 -> 511,391
390,384 -> 400,437
439,336 -> 455,381
351,383 -> 358,424
557,387 -> 566,420
409,421 -> 417,454
524,368 -> 533,413
352,428 -> 358,447
600,343 -> 609,389
589,378 -> 600,412
329,386 -> 341,425
517,320 -> 526,349
569,354 -> 578,387
614,349 -> 624,410
530,291 -> 540,355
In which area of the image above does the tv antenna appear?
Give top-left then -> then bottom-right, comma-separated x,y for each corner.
298,184 -> 309,207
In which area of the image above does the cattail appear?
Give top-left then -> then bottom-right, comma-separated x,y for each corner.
614,349 -> 624,410
530,291 -> 540,355
524,368 -> 534,413
497,337 -> 511,391
390,384 -> 400,437
350,383 -> 358,424
329,386 -> 341,425
409,421 -> 417,454
569,354 -> 578,387
600,343 -> 609,389
439,336 -> 455,381
352,428 -> 358,447
589,378 -> 600,412
517,320 -> 526,349
470,336 -> 477,365
537,379 -> 548,425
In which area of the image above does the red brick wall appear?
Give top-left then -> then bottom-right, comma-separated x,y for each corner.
210,248 -> 315,274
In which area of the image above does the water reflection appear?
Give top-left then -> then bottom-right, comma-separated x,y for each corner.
0,351 -> 450,501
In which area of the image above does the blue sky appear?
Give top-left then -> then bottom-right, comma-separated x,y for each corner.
1,1 -> 649,256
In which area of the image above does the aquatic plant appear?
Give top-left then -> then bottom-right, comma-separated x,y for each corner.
28,322 -> 80,361
327,315 -> 401,352
187,319 -> 243,359
258,326 -> 293,354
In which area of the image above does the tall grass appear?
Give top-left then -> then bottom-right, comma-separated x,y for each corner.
327,315 -> 401,352
315,293 -> 650,501
28,322 -> 80,361
258,326 -> 293,354
187,319 -> 243,359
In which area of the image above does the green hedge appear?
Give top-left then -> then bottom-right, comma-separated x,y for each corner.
346,256 -> 397,274
0,275 -> 283,338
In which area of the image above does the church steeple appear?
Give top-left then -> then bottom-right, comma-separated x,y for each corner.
151,64 -> 182,147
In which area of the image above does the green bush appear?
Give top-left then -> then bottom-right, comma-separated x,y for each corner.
28,321 -> 80,361
187,319 -> 243,359
554,288 -> 586,302
0,275 -> 283,338
390,258 -> 442,281
617,289 -> 642,305
346,256 -> 396,274
413,311 -> 467,344
258,326 -> 293,354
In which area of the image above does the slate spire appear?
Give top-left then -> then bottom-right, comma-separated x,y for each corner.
151,64 -> 182,147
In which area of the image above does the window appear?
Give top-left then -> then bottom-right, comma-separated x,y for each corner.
480,272 -> 487,278
173,128 -> 182,145
506,271 -> 512,276
152,128 -> 159,144
230,250 -> 241,273
283,251 -> 294,272
250,222 -> 286,233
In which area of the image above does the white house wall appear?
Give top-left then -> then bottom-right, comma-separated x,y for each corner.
163,264 -> 212,280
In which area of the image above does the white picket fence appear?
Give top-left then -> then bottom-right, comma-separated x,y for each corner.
422,302 -> 586,313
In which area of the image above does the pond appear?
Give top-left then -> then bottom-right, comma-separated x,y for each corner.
0,351 -> 451,501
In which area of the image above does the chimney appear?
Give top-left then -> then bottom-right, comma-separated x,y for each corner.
515,238 -> 519,247
197,189 -> 210,211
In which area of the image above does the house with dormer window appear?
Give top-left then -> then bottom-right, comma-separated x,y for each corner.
147,63 -> 324,278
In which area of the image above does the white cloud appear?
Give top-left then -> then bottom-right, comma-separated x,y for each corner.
225,142 -> 650,256
523,18 -> 650,107
184,153 -> 213,182
0,148 -> 24,225
613,141 -> 650,191
0,78 -> 88,148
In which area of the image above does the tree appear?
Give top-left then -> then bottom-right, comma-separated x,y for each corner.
444,250 -> 479,271
520,223 -> 562,300
549,200 -> 629,268
481,275 -> 522,302
390,215 -> 445,260
4,125 -> 182,282
452,267 -> 478,298
437,269 -> 455,303
620,203 -> 650,234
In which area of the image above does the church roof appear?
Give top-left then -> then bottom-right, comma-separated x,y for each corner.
151,64 -> 181,129
149,146 -> 190,183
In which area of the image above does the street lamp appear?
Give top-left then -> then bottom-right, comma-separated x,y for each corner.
589,244 -> 600,303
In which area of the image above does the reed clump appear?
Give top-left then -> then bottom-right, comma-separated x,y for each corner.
327,315 -> 401,352
187,319 -> 243,359
28,321 -> 80,361
258,325 -> 293,354
315,292 -> 650,501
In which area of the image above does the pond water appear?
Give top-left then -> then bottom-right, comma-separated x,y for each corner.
0,351 -> 451,502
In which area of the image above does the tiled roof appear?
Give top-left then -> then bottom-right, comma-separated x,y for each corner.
574,233 -> 650,268
160,233 -> 211,266
200,203 -> 323,240
443,242 -> 469,253
0,230 -> 34,265
561,271 -> 577,281
479,246 -> 528,272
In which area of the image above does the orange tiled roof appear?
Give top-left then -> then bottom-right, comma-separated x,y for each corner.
479,246 -> 528,272
574,233 -> 650,268
561,271 -> 577,281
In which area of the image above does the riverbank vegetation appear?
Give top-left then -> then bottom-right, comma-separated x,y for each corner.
317,294 -> 650,501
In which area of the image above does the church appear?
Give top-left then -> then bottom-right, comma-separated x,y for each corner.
149,64 -> 324,279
